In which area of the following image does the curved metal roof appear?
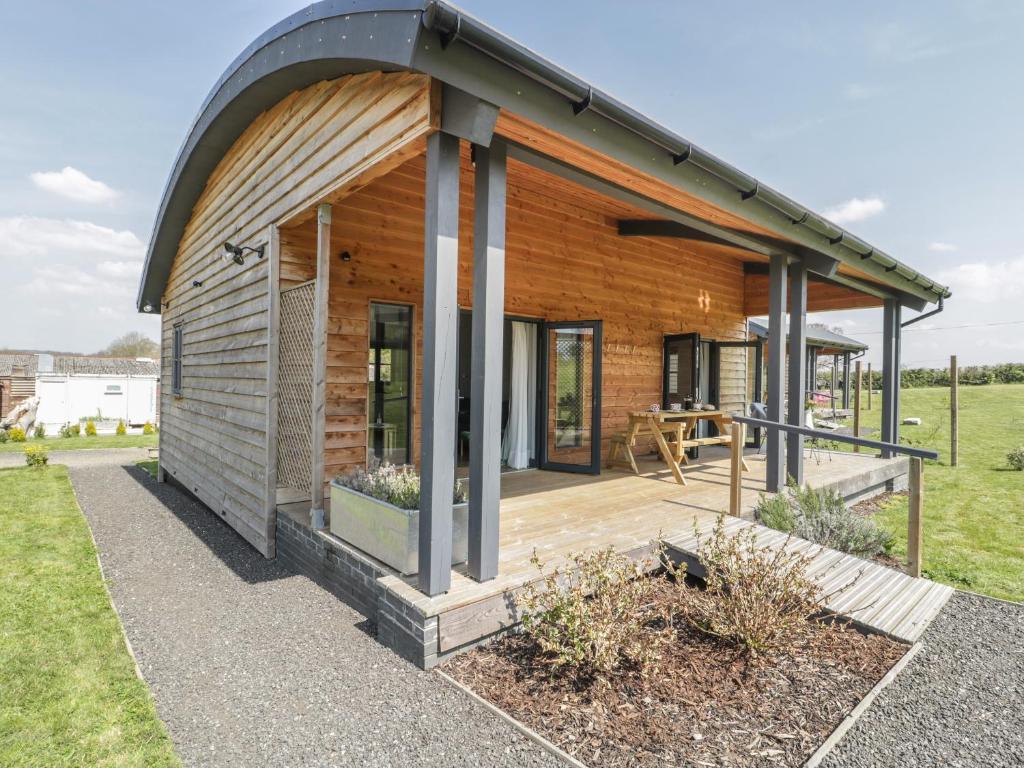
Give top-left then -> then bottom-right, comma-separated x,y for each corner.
138,0 -> 950,312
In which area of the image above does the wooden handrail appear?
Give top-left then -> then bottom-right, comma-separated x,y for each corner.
727,415 -> 929,578
731,415 -> 939,460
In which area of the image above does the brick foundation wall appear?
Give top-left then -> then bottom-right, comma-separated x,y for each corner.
275,512 -> 439,668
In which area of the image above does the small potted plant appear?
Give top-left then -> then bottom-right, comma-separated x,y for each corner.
330,462 -> 468,575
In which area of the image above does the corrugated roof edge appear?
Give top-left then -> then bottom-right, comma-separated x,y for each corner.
421,0 -> 949,302
138,0 -> 949,312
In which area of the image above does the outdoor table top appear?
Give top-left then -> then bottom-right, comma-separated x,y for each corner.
627,409 -> 729,421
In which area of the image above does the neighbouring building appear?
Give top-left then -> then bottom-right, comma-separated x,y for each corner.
137,1 -> 951,667
35,356 -> 160,434
0,353 -> 38,417
747,320 -> 869,409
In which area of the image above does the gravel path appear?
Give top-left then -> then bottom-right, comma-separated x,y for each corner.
0,446 -> 149,468
69,461 -> 560,768
822,591 -> 1024,768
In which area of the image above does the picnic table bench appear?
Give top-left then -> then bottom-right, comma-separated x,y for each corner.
607,409 -> 749,485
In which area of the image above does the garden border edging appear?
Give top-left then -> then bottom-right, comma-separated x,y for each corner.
804,641 -> 923,767
435,669 -> 590,768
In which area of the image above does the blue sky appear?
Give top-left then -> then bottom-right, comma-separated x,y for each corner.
2,1 -> 1023,367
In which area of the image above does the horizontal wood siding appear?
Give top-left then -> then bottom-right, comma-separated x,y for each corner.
282,140 -> 751,486
160,72 -> 435,556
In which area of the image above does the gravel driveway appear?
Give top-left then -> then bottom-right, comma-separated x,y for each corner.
69,460 -> 560,768
822,591 -> 1024,768
68,456 -> 1022,767
0,446 -> 149,469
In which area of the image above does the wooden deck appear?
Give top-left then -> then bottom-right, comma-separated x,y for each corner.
373,448 -> 952,653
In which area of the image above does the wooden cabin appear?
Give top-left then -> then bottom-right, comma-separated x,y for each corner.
138,1 -> 950,667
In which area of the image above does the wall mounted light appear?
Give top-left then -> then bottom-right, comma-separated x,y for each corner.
339,250 -> 352,262
142,303 -> 153,313
192,279 -> 203,288
222,241 -> 265,265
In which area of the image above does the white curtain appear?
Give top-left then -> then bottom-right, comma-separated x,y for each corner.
502,322 -> 537,469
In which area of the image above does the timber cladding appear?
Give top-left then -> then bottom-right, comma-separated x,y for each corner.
280,145 -> 750,488
159,72 -> 436,556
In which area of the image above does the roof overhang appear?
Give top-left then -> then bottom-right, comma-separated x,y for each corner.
138,0 -> 951,312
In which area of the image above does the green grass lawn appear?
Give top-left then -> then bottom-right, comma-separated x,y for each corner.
0,433 -> 158,453
0,465 -> 179,767
843,383 -> 1024,602
135,459 -> 158,479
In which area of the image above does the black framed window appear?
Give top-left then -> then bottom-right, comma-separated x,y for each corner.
368,302 -> 412,465
171,323 -> 183,396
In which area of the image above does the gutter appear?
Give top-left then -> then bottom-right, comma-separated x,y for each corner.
901,296 -> 945,328
421,0 -> 950,303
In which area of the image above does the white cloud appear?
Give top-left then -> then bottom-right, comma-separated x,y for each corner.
936,256 -> 1024,302
869,23 -> 951,63
96,260 -> 143,280
0,215 -> 158,351
822,197 -> 885,226
30,166 -> 119,204
843,83 -> 873,101
928,242 -> 957,252
0,216 -> 143,260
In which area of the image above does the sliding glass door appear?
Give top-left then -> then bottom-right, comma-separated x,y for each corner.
540,321 -> 602,474
368,302 -> 412,465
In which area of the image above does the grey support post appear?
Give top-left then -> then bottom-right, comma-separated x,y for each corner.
468,141 -> 507,582
842,352 -> 852,410
786,261 -> 808,485
880,298 -> 902,458
765,253 -> 788,492
419,132 -> 461,596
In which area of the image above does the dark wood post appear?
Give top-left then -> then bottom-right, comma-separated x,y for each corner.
468,141 -> 507,582
765,253 -> 788,492
419,131 -> 461,596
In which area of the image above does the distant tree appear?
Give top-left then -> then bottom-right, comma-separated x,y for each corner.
97,332 -> 159,359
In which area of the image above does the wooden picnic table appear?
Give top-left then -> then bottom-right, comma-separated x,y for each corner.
608,409 -> 747,485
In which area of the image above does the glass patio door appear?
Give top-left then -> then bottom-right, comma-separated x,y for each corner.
540,321 -> 602,474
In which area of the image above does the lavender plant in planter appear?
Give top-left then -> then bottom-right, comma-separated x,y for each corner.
330,463 -> 469,575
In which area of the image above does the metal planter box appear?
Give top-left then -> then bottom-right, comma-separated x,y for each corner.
329,481 -> 468,576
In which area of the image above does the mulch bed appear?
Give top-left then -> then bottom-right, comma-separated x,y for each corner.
443,579 -> 906,768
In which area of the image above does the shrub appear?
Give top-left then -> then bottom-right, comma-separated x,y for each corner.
8,427 -> 26,443
681,516 -> 825,655
116,420 -> 127,436
59,423 -> 81,438
24,445 -> 49,467
85,420 -> 97,437
0,430 -> 8,444
1008,447 -> 1024,471
33,423 -> 46,439
142,421 -> 155,435
754,482 -> 892,558
517,547 -> 669,677
336,462 -> 466,510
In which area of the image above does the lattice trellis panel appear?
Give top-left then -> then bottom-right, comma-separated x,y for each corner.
276,282 -> 314,492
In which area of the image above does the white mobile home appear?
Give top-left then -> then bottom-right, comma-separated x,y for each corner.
35,356 -> 159,434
